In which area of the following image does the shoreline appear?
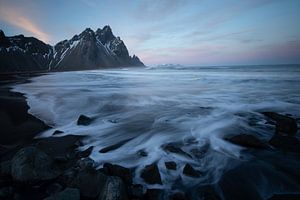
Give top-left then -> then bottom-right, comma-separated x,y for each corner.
1,75 -> 300,200
0,74 -> 50,146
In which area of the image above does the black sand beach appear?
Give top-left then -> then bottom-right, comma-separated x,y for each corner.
0,86 -> 49,145
0,75 -> 147,200
0,75 -> 84,199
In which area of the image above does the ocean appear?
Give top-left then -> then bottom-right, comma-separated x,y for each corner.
12,65 -> 300,195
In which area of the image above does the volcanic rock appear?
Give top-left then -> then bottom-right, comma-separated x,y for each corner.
162,143 -> 192,158
269,135 -> 300,153
98,176 -> 128,200
70,169 -> 108,198
165,161 -> 177,170
263,112 -> 298,136
183,164 -> 202,178
99,138 -> 132,153
225,134 -> 267,149
78,146 -> 93,158
44,188 -> 80,200
0,160 -> 11,176
11,146 -> 60,182
128,184 -> 143,199
144,189 -> 164,200
102,163 -> 132,185
141,163 -> 162,184
77,115 -> 93,126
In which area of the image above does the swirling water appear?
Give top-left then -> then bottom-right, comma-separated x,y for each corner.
12,65 -> 300,193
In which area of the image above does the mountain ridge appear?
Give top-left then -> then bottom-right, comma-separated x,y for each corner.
0,26 -> 144,73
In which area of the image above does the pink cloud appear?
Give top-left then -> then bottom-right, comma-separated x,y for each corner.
0,6 -> 50,43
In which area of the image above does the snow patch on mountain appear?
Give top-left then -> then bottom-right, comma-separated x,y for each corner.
0,26 -> 144,72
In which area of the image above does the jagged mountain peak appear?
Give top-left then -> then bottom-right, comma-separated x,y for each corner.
79,28 -> 96,41
0,26 -> 144,73
81,27 -> 94,34
71,34 -> 79,41
131,54 -> 142,63
95,28 -> 102,34
96,26 -> 115,44
0,30 -> 9,46
102,25 -> 112,32
0,30 -> 5,38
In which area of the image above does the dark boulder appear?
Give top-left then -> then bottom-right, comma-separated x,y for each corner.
0,160 -> 11,176
128,184 -> 143,199
70,169 -> 108,198
35,135 -> 83,159
77,158 -> 95,170
141,163 -> 162,184
183,164 -> 202,178
77,115 -> 93,126
78,146 -> 93,158
169,192 -> 188,200
144,189 -> 164,200
99,138 -> 132,153
0,145 -> 9,158
268,194 -> 300,200
137,149 -> 148,157
97,176 -> 128,200
269,135 -> 300,153
46,183 -> 63,195
162,143 -> 192,158
225,134 -> 267,149
0,187 -> 14,199
44,188 -> 80,200
165,161 -> 177,170
53,156 -> 69,164
57,167 -> 78,187
102,163 -> 132,185
263,112 -> 298,136
195,185 -> 221,200
190,144 -> 209,158
216,161 -> 300,200
11,146 -> 60,182
53,130 -> 64,135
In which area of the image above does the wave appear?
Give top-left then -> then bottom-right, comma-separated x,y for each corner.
12,66 -> 300,196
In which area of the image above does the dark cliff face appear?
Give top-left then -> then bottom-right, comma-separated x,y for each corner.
0,30 -> 53,72
0,26 -> 144,73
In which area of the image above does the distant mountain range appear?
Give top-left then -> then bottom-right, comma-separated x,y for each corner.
0,26 -> 144,73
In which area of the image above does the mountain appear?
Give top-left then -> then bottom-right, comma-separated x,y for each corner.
0,30 -> 52,72
0,26 -> 144,73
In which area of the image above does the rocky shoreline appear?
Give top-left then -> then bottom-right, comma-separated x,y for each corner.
1,75 -> 300,200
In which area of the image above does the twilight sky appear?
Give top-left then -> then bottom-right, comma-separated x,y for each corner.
0,0 -> 300,66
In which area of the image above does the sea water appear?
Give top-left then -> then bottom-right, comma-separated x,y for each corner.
12,65 -> 300,191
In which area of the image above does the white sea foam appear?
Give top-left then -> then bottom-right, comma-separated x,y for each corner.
12,65 -> 300,189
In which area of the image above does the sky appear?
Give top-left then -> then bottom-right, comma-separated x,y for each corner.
0,0 -> 300,66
